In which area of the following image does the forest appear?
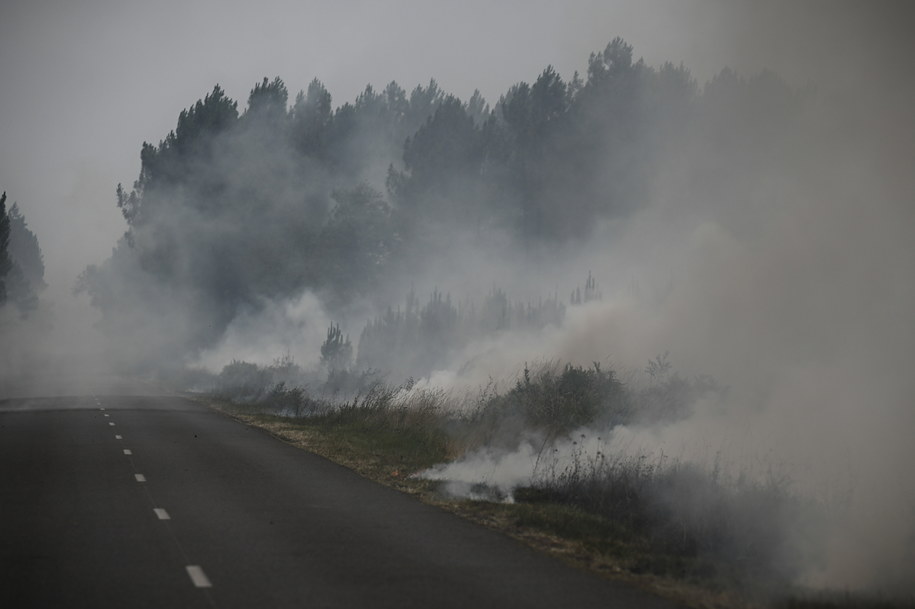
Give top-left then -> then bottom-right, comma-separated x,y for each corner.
69,37 -> 799,377
0,191 -> 45,316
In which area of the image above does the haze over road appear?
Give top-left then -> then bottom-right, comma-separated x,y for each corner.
0,395 -> 680,608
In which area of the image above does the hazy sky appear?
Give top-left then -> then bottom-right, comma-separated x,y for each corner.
0,0 -> 909,295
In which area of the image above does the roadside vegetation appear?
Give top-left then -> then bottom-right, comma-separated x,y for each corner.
203,355 -> 910,609
89,35 -> 909,605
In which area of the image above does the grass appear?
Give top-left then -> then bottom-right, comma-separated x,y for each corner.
204,395 -> 764,608
211,383 -> 454,495
778,595 -> 915,609
200,362 -> 914,609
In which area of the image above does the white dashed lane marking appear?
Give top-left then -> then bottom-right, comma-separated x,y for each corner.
185,565 -> 212,588
92,401 -> 212,595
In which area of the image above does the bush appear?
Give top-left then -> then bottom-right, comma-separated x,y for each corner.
215,360 -> 270,401
478,362 -> 630,443
263,382 -> 323,417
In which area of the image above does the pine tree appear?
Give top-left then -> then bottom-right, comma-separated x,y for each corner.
0,192 -> 11,305
320,323 -> 353,371
8,202 -> 45,292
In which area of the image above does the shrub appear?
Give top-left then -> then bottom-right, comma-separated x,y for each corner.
480,362 -> 631,442
215,360 -> 270,401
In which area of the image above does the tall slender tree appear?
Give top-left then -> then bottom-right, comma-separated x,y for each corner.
7,202 -> 45,292
0,192 -> 11,305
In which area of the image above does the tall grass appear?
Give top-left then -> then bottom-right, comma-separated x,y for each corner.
529,438 -> 820,582
215,358 -> 820,590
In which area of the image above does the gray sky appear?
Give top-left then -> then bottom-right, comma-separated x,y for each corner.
0,0 -> 909,295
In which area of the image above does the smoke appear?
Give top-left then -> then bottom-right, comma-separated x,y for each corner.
194,290 -> 332,371
423,440 -> 542,502
0,292 -> 168,397
406,7 -> 915,592
2,1 -> 912,595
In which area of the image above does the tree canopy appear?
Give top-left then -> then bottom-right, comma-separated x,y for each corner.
0,191 -> 45,315
78,38 -> 802,369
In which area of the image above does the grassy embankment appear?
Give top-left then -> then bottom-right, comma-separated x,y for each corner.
201,365 -> 913,609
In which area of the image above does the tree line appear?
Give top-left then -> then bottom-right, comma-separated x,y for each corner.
76,37 -> 801,368
0,191 -> 45,316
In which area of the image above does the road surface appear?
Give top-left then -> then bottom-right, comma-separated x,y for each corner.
0,395 -> 682,608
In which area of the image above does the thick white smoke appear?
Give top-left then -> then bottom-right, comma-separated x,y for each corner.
412,73 -> 915,589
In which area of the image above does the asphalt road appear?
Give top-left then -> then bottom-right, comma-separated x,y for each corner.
0,395 -> 682,608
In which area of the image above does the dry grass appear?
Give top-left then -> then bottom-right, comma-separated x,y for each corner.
204,396 -> 776,609
198,365 -> 913,609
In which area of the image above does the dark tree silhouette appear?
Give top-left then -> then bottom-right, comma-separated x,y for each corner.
0,192 -> 10,306
76,38 -> 801,369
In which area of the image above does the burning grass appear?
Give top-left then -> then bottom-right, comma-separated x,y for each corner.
204,361 -> 913,609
